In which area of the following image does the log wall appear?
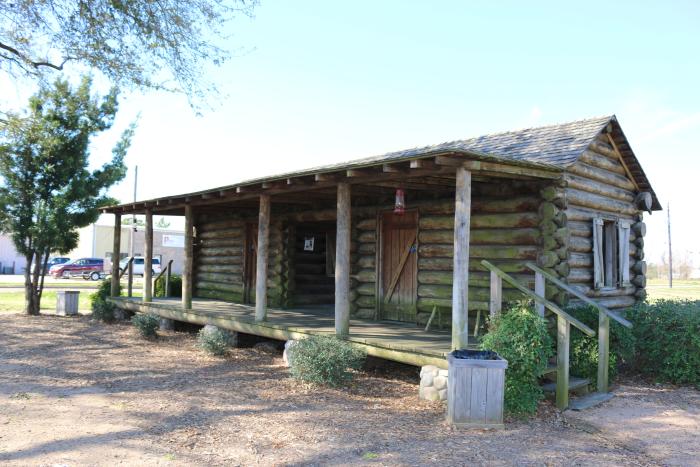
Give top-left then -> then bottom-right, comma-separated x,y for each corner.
193,212 -> 288,307
563,133 -> 646,309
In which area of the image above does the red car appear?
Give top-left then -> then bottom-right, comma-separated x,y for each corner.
50,258 -> 104,280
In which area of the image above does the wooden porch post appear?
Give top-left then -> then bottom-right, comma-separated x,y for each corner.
143,208 -> 153,302
110,214 -> 121,297
182,204 -> 193,310
335,183 -> 351,337
255,194 -> 270,322
452,167 -> 471,350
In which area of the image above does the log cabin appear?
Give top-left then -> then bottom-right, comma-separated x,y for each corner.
106,115 -> 660,409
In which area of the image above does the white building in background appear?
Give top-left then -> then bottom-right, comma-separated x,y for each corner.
0,221 -> 185,275
0,235 -> 26,274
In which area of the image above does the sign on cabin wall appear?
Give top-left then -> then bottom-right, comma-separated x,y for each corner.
162,234 -> 184,248
304,237 -> 315,251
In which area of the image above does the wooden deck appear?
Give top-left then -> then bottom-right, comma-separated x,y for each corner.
112,297 -> 458,368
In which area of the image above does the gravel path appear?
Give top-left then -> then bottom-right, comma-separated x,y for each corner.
0,313 -> 687,466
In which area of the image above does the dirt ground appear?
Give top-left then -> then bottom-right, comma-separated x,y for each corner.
0,313 -> 696,466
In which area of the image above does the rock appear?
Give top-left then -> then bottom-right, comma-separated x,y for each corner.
438,389 -> 447,401
434,375 -> 447,391
283,340 -> 298,367
159,318 -> 175,331
201,325 -> 238,347
422,386 -> 440,401
420,365 -> 439,378
421,372 -> 434,387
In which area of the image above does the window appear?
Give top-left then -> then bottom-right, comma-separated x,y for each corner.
593,218 -> 631,289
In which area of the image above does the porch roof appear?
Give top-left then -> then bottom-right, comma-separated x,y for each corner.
103,115 -> 659,214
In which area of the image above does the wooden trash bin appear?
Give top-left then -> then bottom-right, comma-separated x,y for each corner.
56,291 -> 80,316
446,349 -> 508,428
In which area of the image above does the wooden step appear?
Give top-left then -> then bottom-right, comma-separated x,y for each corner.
542,377 -> 590,393
569,392 -> 614,411
540,364 -> 557,376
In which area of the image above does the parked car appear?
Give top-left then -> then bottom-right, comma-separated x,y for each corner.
119,257 -> 162,277
50,258 -> 104,280
31,257 -> 71,274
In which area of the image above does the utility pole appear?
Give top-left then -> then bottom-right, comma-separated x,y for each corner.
667,202 -> 673,288
129,165 -> 138,258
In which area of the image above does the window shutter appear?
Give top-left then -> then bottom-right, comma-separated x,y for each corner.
618,220 -> 631,286
593,218 -> 604,289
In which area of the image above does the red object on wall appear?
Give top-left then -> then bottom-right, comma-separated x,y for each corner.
394,188 -> 406,215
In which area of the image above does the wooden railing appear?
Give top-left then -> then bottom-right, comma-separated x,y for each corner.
481,260 -> 595,410
525,263 -> 632,397
153,260 -> 174,298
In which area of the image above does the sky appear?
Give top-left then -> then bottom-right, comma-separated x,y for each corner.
1,0 -> 699,266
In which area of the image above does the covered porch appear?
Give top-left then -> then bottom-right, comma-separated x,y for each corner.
112,296 -> 454,368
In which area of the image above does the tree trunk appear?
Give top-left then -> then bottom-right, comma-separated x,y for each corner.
23,251 -> 39,315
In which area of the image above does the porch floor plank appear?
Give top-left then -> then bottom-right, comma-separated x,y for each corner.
112,297 -> 470,368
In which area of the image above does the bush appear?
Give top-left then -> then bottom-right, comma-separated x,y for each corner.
155,274 -> 182,298
566,306 -> 636,387
481,303 -> 554,416
92,300 -> 116,323
197,326 -> 235,356
131,313 -> 160,338
90,279 -> 119,322
288,335 -> 366,387
629,300 -> 700,387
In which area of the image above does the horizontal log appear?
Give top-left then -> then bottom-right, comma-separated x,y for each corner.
357,231 -> 376,243
419,212 -> 539,230
356,282 -> 376,295
588,139 -> 618,160
198,228 -> 244,240
568,161 -> 636,191
195,280 -> 244,294
632,275 -> 646,288
197,237 -> 245,248
568,221 -> 591,237
554,211 -> 567,227
418,284 -> 522,302
569,235 -> 592,253
568,267 -> 593,283
197,219 -> 245,231
356,295 -> 376,308
565,173 -> 634,203
419,196 -> 540,216
569,284 -> 637,298
539,202 -> 558,221
196,272 -> 244,285
417,298 -> 489,312
356,218 -> 377,230
537,251 -> 560,268
579,149 -> 626,176
417,270 -> 533,288
567,206 -> 636,223
356,255 -> 375,269
198,246 -> 244,257
569,252 -> 592,268
541,186 -> 565,202
197,255 -> 244,265
195,288 -> 244,303
419,228 -> 541,246
353,308 -> 376,319
353,269 -> 376,283
417,257 -> 532,274
358,243 -> 376,255
632,261 -> 646,275
419,243 -> 538,260
570,295 -> 636,310
567,188 -> 638,215
196,263 -> 243,274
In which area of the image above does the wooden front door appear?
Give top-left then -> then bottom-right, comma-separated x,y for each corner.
243,223 -> 258,304
380,211 -> 418,322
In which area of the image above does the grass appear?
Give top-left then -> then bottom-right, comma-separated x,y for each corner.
647,278 -> 700,301
0,290 -> 92,313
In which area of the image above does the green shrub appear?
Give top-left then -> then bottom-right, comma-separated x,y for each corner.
92,300 -> 116,323
90,279 -> 119,322
197,327 -> 235,356
131,313 -> 160,338
155,274 -> 182,298
566,305 -> 636,387
481,303 -> 554,416
288,335 -> 366,387
630,300 -> 700,387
